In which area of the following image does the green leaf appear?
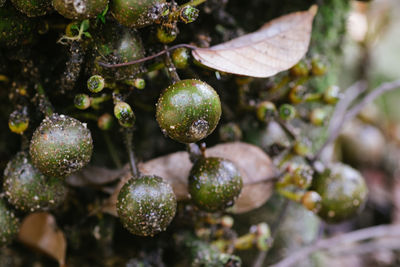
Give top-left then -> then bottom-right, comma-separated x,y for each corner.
97,4 -> 109,24
83,32 -> 92,39
81,19 -> 90,32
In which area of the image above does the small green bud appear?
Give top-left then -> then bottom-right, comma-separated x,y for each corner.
311,57 -> 327,76
290,60 -> 309,77
293,140 -> 310,156
133,78 -> 145,89
256,101 -> 276,123
74,94 -> 91,110
323,85 -> 340,104
172,48 -> 190,69
87,75 -> 105,93
291,164 -> 313,189
310,108 -> 327,126
288,85 -> 306,104
157,25 -> 178,44
97,113 -> 113,130
9,108 -> 29,134
179,5 -> 199,24
114,101 -> 135,128
279,104 -> 296,121
301,191 -> 322,213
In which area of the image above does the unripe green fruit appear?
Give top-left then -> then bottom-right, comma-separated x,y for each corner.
288,85 -> 306,104
172,48 -> 190,69
189,157 -> 243,212
311,163 -> 368,223
256,101 -> 276,123
290,60 -> 309,77
117,176 -> 177,237
53,0 -> 108,19
279,104 -> 296,121
9,109 -> 29,134
74,94 -> 91,110
311,57 -> 327,76
93,23 -> 145,81
156,79 -> 221,144
179,5 -> 199,24
309,108 -> 327,126
323,85 -> 340,105
29,114 -> 93,177
3,152 -> 67,212
0,199 -> 19,246
157,25 -> 178,44
114,101 -> 135,128
301,191 -> 322,213
111,0 -> 166,28
0,6 -> 36,47
97,113 -> 113,130
87,75 -> 105,93
11,0 -> 51,17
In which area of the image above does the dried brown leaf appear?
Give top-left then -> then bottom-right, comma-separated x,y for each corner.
192,6 -> 317,78
103,142 -> 277,216
18,212 -> 66,266
66,165 -> 129,187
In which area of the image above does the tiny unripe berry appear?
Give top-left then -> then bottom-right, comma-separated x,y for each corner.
179,5 -> 199,24
310,108 -> 327,126
0,199 -> 19,246
156,79 -> 221,143
117,176 -> 177,236
293,140 -> 310,156
114,101 -> 135,128
290,60 -> 309,77
288,85 -> 306,104
172,48 -> 190,69
74,94 -> 91,110
157,25 -> 178,44
311,163 -> 368,223
323,85 -> 340,104
279,104 -> 296,121
189,157 -> 243,212
301,191 -> 322,213
29,114 -> 93,177
87,75 -> 105,93
3,152 -> 67,212
219,123 -> 242,142
98,113 -> 113,130
133,78 -> 145,89
311,57 -> 327,76
256,101 -> 276,123
8,109 -> 29,134
291,165 -> 313,189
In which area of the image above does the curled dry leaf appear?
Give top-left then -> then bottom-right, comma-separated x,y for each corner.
18,212 -> 66,267
103,142 -> 277,216
192,5 -> 317,78
66,165 -> 129,187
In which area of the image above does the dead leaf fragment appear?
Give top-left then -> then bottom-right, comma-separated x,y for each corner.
103,142 -> 277,216
192,5 -> 317,78
18,212 -> 66,266
66,165 -> 129,187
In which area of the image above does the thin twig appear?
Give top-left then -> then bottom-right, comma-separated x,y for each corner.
98,44 -> 198,68
163,45 -> 181,83
270,224 -> 400,267
124,128 -> 139,178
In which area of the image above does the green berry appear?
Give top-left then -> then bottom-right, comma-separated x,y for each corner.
8,109 -> 29,134
0,6 -> 36,47
114,101 -> 135,128
156,79 -> 221,143
279,104 -> 296,121
256,101 -> 276,123
157,25 -> 178,44
117,176 -> 177,237
29,114 -> 93,177
309,108 -> 327,126
11,0 -> 51,17
288,85 -> 306,104
110,0 -> 166,28
291,164 -> 313,189
93,23 -> 145,81
0,199 -> 19,246
74,94 -> 91,110
53,0 -> 108,19
292,140 -> 310,156
172,48 -> 190,69
301,191 -> 322,213
323,85 -> 340,105
290,60 -> 309,77
133,78 -> 145,89
87,75 -> 105,93
189,157 -> 243,212
179,5 -> 199,24
311,163 -> 368,223
97,113 -> 113,130
3,152 -> 67,212
311,57 -> 327,76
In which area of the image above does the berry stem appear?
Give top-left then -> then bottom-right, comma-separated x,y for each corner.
124,128 -> 139,178
163,45 -> 181,83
